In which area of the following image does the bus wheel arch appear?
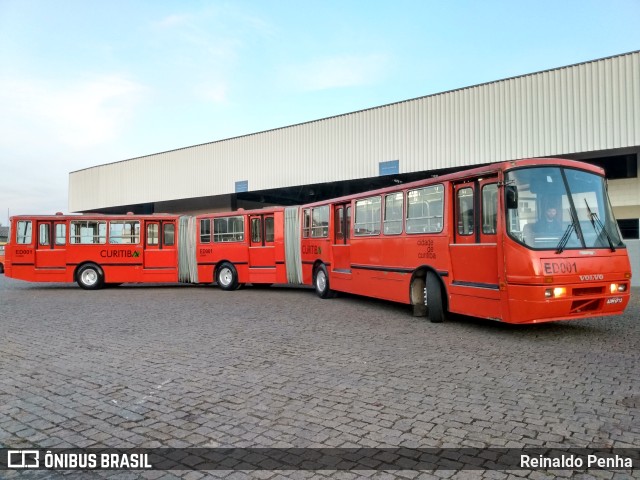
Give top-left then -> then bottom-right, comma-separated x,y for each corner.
216,261 -> 240,291
75,263 -> 105,290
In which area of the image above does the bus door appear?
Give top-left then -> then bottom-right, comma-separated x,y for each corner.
249,214 -> 276,281
449,179 -> 501,313
143,220 -> 177,270
35,220 -> 66,271
332,203 -> 351,273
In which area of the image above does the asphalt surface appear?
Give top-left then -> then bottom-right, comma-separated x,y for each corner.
0,275 -> 638,479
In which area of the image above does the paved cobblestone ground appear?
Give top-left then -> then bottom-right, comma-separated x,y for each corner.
0,275 -> 638,480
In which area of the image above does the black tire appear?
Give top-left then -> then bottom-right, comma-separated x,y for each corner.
426,271 -> 447,323
0,263 -> 4,274
76,263 -> 105,290
216,262 -> 239,291
314,264 -> 334,299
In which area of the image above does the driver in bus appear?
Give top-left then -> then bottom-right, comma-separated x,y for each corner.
533,206 -> 563,235
523,204 -> 563,246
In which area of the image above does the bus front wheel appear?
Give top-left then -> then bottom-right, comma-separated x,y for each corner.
77,264 -> 105,290
217,262 -> 239,291
426,271 -> 446,323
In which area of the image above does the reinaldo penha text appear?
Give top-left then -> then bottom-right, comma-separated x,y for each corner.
521,453 -> 634,469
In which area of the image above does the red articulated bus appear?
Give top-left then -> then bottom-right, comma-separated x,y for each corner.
4,158 -> 632,324
3,213 -> 197,289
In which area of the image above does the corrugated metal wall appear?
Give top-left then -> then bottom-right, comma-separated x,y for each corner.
69,51 -> 640,212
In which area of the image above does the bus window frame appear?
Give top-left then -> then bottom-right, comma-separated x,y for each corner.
16,220 -> 33,244
39,223 -> 51,246
164,223 -> 175,246
213,216 -> 245,243
147,223 -> 159,246
383,192 -> 404,236
70,220 -> 107,245
311,205 -> 329,238
406,184 -> 444,235
354,196 -> 381,236
55,223 -> 66,246
456,186 -> 475,237
109,220 -> 140,245
481,183 -> 498,236
200,218 -> 211,243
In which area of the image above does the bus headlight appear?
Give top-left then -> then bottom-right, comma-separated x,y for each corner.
545,287 -> 566,298
610,283 -> 626,293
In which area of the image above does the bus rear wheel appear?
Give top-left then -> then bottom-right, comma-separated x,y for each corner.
426,271 -> 446,323
217,262 -> 239,291
77,264 -> 105,290
314,265 -> 335,299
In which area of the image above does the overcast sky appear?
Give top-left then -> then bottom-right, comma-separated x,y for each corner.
1,0 -> 639,225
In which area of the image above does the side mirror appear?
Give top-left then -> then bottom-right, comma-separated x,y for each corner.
506,185 -> 518,209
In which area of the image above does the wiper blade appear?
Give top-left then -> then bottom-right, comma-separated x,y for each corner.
556,222 -> 575,254
584,199 -> 616,252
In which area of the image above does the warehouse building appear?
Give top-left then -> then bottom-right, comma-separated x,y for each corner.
69,50 -> 640,284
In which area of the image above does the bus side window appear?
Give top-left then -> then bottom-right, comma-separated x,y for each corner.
70,220 -> 106,244
251,218 -> 262,243
200,219 -> 211,243
213,216 -> 244,242
311,206 -> 329,238
231,216 -> 244,241
482,184 -> 498,235
354,196 -> 381,236
147,224 -> 159,245
17,220 -> 33,244
55,224 -> 66,245
406,185 -> 443,234
109,221 -> 140,244
39,224 -> 50,246
334,206 -> 344,242
302,209 -> 311,238
384,192 -> 403,235
265,216 -> 274,242
164,223 -> 175,246
457,188 -> 474,235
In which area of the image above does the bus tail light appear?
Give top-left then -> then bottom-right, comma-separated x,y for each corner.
545,287 -> 566,298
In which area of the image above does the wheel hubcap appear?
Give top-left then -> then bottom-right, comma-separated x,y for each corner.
81,269 -> 97,286
316,271 -> 326,291
219,268 -> 232,286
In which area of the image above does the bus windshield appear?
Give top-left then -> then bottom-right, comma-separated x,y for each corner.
505,166 -> 624,251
